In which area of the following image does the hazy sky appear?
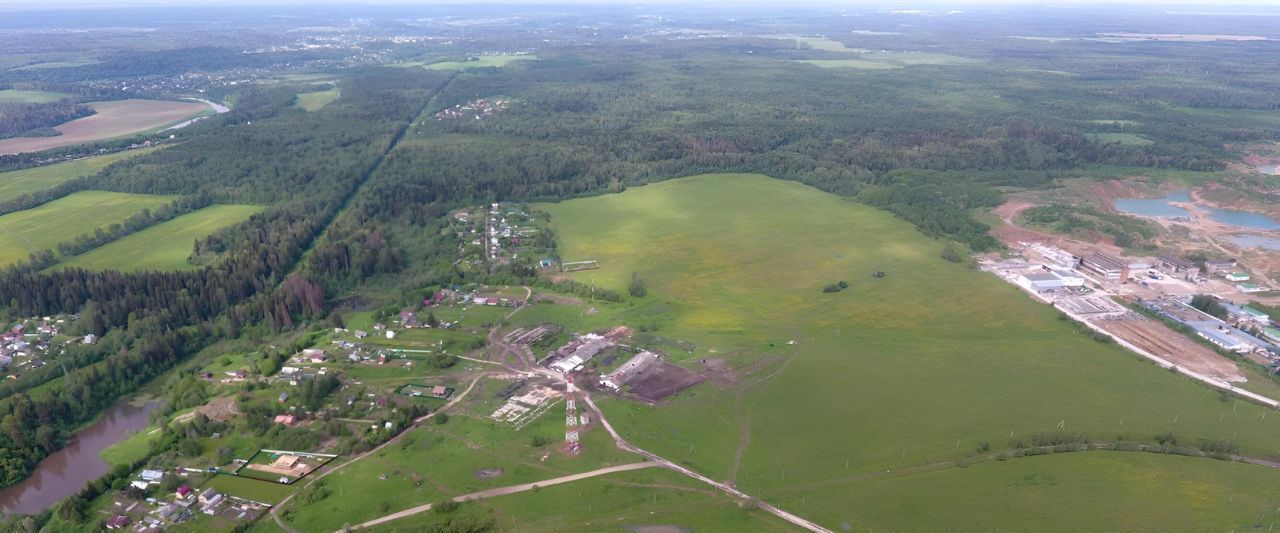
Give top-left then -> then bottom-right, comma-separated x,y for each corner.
6,0 -> 1280,6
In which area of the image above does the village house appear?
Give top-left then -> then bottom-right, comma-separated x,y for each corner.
301,348 -> 327,362
106,515 -> 130,530
198,488 -> 222,506
175,485 -> 193,499
274,414 -> 298,426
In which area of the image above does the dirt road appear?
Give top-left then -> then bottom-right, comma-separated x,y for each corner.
270,374 -> 488,533
271,286 -> 534,532
577,391 -> 832,532
350,462 -> 659,529
283,284 -> 830,532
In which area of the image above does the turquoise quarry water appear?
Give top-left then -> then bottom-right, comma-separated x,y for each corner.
1113,190 -> 1192,218
1115,190 -> 1280,229
1231,234 -> 1280,251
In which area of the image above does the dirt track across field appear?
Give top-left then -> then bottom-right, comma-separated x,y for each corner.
1091,316 -> 1245,382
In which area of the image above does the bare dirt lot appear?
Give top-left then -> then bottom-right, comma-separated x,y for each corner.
1091,316 -> 1245,382
991,200 -> 1060,246
174,395 -> 242,424
0,99 -> 209,155
627,361 -> 705,402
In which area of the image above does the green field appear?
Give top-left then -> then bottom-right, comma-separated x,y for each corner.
0,89 -> 74,104
98,427 -> 158,467
1088,132 -> 1155,145
793,37 -> 859,52
202,474 -> 297,505
371,467 -> 794,532
0,148 -> 158,203
797,59 -> 901,70
55,204 -> 263,271
423,55 -> 536,70
0,190 -> 175,266
539,173 -> 1280,530
10,59 -> 100,70
281,398 -> 638,531
789,451 -> 1280,531
294,88 -> 340,111
798,52 -> 977,70
1089,119 -> 1141,126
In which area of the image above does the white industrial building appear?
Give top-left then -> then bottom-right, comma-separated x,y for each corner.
1017,268 -> 1085,292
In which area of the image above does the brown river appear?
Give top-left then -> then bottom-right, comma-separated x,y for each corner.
0,399 -> 158,516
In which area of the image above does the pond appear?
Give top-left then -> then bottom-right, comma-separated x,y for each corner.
0,399 -> 158,516
1114,189 -> 1280,230
1113,190 -> 1192,218
1231,234 -> 1280,251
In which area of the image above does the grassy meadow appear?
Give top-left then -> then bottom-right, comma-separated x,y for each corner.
538,173 -> 1280,530
778,452 -> 1280,531
797,59 -> 900,70
280,409 -> 640,532
10,59 -> 100,70
0,190 -> 174,266
799,52 -> 979,70
370,467 -> 795,532
424,55 -> 536,70
0,89 -> 75,103
55,204 -> 263,272
1088,132 -> 1155,146
294,88 -> 340,111
0,147 -> 159,203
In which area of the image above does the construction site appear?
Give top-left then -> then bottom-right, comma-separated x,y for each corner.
236,450 -> 338,484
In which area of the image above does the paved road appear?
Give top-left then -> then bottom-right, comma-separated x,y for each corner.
350,462 -> 658,529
